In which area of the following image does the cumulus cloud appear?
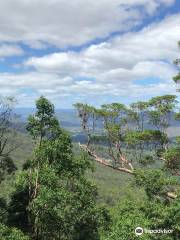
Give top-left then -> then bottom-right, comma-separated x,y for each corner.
0,1 -> 178,107
0,0 -> 175,48
25,14 -> 179,83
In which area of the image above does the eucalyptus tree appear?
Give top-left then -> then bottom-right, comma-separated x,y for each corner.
173,40 -> 180,91
75,97 -> 180,239
74,95 -> 179,199
26,96 -> 60,145
148,95 -> 177,132
0,96 -> 18,183
75,102 -> 134,174
0,96 -> 30,239
128,101 -> 149,131
8,96 -> 109,240
164,41 -> 180,176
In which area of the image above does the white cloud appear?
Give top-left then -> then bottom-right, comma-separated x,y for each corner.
0,44 -> 24,58
25,14 -> 179,83
0,0 -> 175,48
25,52 -> 84,75
0,70 -> 177,107
0,2 -> 178,107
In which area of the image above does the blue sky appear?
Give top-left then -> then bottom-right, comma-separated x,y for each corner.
0,0 -> 179,108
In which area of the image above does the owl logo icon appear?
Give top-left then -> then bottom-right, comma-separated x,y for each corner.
135,227 -> 143,236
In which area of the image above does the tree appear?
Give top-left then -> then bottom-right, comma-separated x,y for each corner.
163,145 -> 180,176
8,96 -> 109,240
102,169 -> 180,239
148,95 -> 177,133
26,96 -> 60,145
74,95 -> 179,199
169,49 -> 180,176
128,101 -> 148,131
75,95 -> 180,239
102,200 -> 151,240
173,41 -> 180,91
0,96 -> 18,183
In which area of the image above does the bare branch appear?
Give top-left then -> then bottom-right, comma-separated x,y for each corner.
79,143 -> 134,175
79,143 -> 177,199
166,192 -> 177,199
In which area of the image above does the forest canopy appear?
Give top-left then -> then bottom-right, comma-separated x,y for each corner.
0,94 -> 179,240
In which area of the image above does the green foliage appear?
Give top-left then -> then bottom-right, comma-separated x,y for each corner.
134,169 -> 176,200
8,96 -> 110,240
173,41 -> 180,84
0,197 -> 7,223
0,97 -> 18,184
87,160 -> 142,205
148,95 -> 177,132
105,123 -> 122,143
173,73 -> 180,82
125,130 -> 167,145
102,103 -> 126,111
9,162 -> 109,239
175,112 -> 180,121
149,95 -> 177,113
73,103 -> 96,132
163,198 -> 180,238
8,190 -> 29,233
26,96 -> 59,141
0,156 -> 17,182
103,194 -> 180,240
33,130 -> 73,172
129,101 -> 148,131
1,94 -> 180,240
163,147 -> 180,174
91,135 -> 109,143
176,136 -> 180,144
31,169 -> 109,240
139,155 -> 155,166
102,200 -> 151,240
0,224 -> 29,240
75,95 -> 179,173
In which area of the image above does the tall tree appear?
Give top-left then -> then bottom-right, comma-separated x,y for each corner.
75,95 -> 179,238
26,96 -> 60,145
173,41 -> 180,91
128,101 -> 148,131
0,96 -> 18,183
8,96 -> 109,240
75,95 -> 179,199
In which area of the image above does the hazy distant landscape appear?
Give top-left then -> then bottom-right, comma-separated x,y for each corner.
15,108 -> 180,137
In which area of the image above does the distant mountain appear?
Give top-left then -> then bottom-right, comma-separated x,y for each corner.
14,108 -> 180,137
14,108 -> 35,120
14,108 -> 81,130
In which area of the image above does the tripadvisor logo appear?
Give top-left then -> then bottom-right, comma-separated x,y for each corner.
135,227 -> 143,236
135,227 -> 173,236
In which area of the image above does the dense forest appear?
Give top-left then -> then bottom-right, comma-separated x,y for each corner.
0,92 -> 179,239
